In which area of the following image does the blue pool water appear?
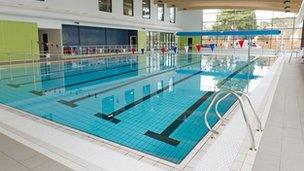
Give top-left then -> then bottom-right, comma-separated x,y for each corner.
0,53 -> 276,163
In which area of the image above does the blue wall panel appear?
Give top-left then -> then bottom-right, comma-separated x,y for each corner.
62,25 -> 137,46
79,26 -> 106,45
62,25 -> 80,46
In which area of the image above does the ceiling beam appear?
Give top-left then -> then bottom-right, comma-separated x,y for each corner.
154,0 -> 302,12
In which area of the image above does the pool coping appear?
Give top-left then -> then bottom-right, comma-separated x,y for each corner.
0,55 -> 282,170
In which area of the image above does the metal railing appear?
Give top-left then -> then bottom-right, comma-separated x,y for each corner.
62,45 -> 138,55
204,89 -> 262,150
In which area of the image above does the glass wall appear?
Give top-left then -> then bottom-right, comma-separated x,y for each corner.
142,0 -> 151,19
123,0 -> 133,16
202,9 -> 302,50
98,0 -> 112,13
146,32 -> 176,50
157,4 -> 164,21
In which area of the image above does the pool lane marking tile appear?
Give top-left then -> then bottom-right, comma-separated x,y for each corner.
58,68 -> 177,107
96,57 -> 254,124
7,62 -> 138,88
96,69 -> 205,123
145,91 -> 214,146
58,60 -> 203,107
95,112 -> 121,124
144,58 -> 259,146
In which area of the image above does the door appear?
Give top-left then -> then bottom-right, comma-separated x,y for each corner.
130,36 -> 137,48
188,37 -> 193,51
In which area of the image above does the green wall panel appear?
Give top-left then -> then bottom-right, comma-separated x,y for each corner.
138,30 -> 147,51
0,20 -> 39,62
178,36 -> 201,50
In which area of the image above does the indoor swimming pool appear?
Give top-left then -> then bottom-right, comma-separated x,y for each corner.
0,53 -> 276,164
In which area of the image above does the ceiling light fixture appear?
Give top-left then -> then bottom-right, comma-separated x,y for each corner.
284,0 -> 291,13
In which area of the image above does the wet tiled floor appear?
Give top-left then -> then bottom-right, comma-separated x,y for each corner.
253,58 -> 304,171
0,133 -> 72,171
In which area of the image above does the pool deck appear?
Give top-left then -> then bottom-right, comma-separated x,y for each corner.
0,132 -> 72,171
252,57 -> 304,170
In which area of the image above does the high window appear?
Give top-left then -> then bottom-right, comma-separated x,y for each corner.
142,0 -> 151,19
157,4 -> 164,21
98,0 -> 112,13
169,7 -> 176,23
123,0 -> 134,16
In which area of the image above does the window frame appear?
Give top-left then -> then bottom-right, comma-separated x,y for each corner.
142,0 -> 151,19
169,7 -> 176,23
123,0 -> 134,16
157,3 -> 165,21
98,0 -> 112,13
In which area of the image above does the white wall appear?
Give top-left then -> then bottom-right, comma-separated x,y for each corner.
179,10 -> 203,32
0,0 -> 182,32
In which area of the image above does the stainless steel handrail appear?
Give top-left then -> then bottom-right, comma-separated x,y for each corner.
214,90 -> 262,132
204,89 -> 262,150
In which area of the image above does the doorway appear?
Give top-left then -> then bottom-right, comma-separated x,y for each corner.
42,34 -> 49,54
38,28 -> 62,59
130,36 -> 137,48
188,37 -> 193,51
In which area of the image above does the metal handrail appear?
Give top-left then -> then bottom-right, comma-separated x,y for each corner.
204,89 -> 262,150
214,90 -> 262,132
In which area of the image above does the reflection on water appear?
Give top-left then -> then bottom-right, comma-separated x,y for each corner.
0,53 -> 277,163
0,53 -> 276,104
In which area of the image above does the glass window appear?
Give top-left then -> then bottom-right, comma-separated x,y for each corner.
142,0 -> 151,19
98,0 -> 112,13
169,7 -> 176,23
123,0 -> 134,16
201,9 -> 302,50
157,4 -> 164,21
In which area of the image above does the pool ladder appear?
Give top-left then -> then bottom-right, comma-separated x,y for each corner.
204,89 -> 262,151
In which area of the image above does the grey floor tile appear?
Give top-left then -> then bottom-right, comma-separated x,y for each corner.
0,152 -> 25,170
252,163 -> 279,171
0,133 -> 72,171
32,161 -> 73,171
20,154 -> 56,170
253,59 -> 304,170
5,163 -> 30,171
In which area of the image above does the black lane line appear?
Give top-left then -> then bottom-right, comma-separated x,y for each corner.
30,65 -> 146,96
145,91 -> 214,146
58,60 -> 203,107
217,58 -> 258,88
96,66 -> 208,123
144,58 -> 259,146
7,61 -> 139,88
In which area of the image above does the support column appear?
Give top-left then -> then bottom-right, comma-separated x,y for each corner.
301,21 -> 304,48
